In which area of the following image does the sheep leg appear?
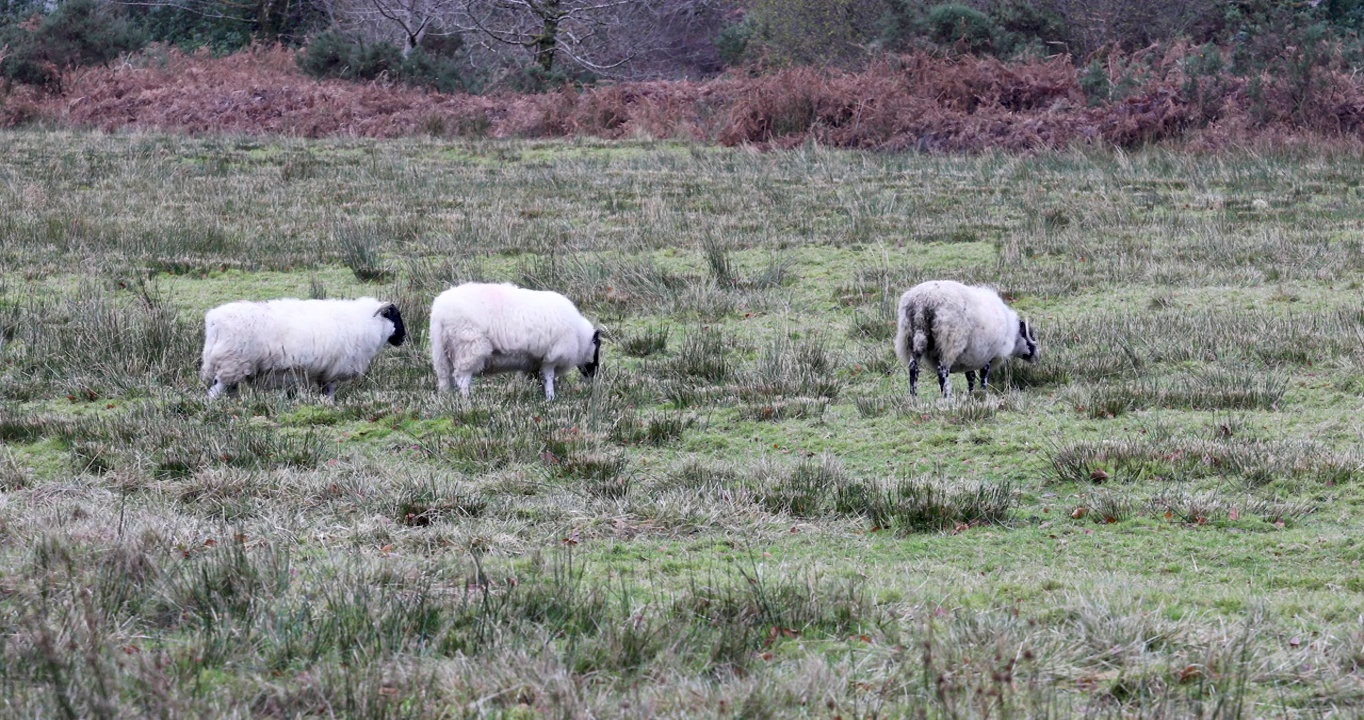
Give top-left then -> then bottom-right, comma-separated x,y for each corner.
542,367 -> 556,401
937,364 -> 951,398
433,358 -> 452,393
966,370 -> 977,393
908,356 -> 920,397
980,362 -> 991,391
321,381 -> 338,403
455,374 -> 472,398
207,378 -> 241,400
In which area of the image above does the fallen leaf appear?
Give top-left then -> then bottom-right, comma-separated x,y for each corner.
1090,469 -> 1109,483
1176,665 -> 1202,684
1071,507 -> 1088,519
1228,507 -> 1239,521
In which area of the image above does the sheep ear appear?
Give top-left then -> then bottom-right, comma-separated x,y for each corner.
592,330 -> 601,347
1020,319 -> 1032,341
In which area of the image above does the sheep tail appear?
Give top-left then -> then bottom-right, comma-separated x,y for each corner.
910,304 -> 933,357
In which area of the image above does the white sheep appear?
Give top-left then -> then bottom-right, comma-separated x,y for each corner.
429,282 -> 600,400
200,297 -> 406,400
894,280 -> 1038,398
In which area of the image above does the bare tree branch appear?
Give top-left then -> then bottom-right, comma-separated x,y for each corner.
321,0 -> 728,84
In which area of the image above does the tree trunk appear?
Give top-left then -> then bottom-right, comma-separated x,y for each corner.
534,0 -> 560,74
256,0 -> 279,42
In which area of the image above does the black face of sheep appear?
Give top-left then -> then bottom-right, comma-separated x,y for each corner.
1018,320 -> 1039,362
579,330 -> 601,378
379,303 -> 407,346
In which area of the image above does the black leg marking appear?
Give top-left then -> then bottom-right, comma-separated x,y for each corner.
966,370 -> 977,393
937,364 -> 950,397
909,356 -> 920,396
980,362 -> 991,390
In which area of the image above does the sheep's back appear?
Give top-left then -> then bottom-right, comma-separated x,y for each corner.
432,284 -> 591,358
203,298 -> 390,377
898,281 -> 1015,369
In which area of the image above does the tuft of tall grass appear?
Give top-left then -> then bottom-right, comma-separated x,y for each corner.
608,410 -> 695,446
664,326 -> 734,384
57,402 -> 326,478
702,235 -> 738,289
0,449 -> 33,490
394,475 -> 487,526
1047,432 -> 1360,489
738,333 -> 841,402
1149,489 -> 1313,526
336,221 -> 395,283
836,474 -> 1015,533
2,281 -> 199,395
848,305 -> 896,342
551,450 -> 631,499
619,325 -> 669,357
852,393 -> 903,418
741,397 -> 829,421
757,454 -> 849,517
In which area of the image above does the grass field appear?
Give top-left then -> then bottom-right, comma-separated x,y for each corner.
2,130 -> 1364,718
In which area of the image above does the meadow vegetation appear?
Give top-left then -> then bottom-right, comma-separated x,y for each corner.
2,130 -> 1364,716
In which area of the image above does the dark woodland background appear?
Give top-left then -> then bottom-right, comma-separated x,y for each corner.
6,0 -> 1364,149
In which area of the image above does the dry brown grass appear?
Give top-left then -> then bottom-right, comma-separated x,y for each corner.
10,42 -> 1364,151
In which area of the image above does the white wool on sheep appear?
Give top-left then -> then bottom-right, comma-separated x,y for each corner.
429,282 -> 600,400
894,280 -> 1038,398
200,297 -> 405,400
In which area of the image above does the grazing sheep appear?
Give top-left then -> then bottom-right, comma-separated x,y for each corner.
200,297 -> 406,400
429,282 -> 600,400
894,280 -> 1038,398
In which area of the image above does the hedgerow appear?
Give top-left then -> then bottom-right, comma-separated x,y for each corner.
18,42 -> 1364,152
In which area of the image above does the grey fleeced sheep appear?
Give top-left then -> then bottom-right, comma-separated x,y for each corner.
894,280 -> 1038,398
429,282 -> 600,400
200,297 -> 406,400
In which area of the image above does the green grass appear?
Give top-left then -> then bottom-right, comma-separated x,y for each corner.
4,130 -> 1364,717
